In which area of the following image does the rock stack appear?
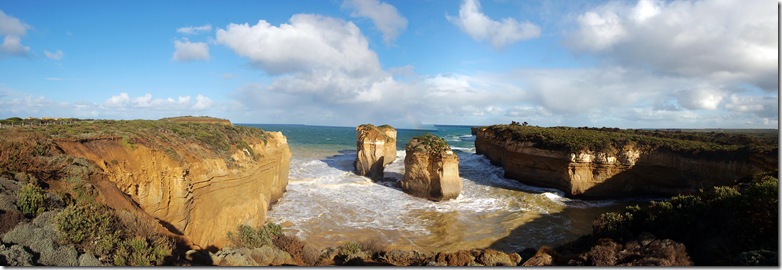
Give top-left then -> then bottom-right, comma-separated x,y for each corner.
401,134 -> 461,201
354,124 -> 397,180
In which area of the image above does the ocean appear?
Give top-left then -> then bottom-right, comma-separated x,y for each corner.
240,124 -> 632,253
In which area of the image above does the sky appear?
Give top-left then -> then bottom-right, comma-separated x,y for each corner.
0,0 -> 778,129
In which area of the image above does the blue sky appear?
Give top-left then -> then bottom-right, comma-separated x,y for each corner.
0,0 -> 777,128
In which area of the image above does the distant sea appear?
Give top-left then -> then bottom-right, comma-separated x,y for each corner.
238,124 -> 632,253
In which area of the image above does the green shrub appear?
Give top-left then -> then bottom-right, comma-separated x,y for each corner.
338,242 -> 363,255
227,223 -> 283,249
55,203 -> 118,245
17,183 -> 46,217
406,133 -> 451,154
113,236 -> 172,266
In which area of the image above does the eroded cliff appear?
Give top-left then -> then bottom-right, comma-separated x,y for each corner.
475,125 -> 778,198
354,124 -> 397,180
48,119 -> 290,249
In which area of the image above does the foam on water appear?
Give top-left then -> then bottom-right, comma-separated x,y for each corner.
254,125 -> 630,252
268,146 -> 627,252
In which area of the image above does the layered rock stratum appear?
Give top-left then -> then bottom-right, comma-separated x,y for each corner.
401,134 -> 461,201
475,124 -> 778,198
6,118 -> 291,249
353,124 -> 397,180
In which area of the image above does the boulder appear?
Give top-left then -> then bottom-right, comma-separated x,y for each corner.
354,124 -> 397,180
401,134 -> 461,201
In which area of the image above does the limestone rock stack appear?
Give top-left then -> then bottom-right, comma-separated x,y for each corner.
354,124 -> 397,180
401,134 -> 461,201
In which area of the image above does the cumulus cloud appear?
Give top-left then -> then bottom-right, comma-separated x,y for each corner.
566,0 -> 777,91
193,95 -> 213,110
447,0 -> 541,49
44,49 -> 64,61
342,0 -> 407,44
216,14 -> 381,76
176,24 -> 212,35
0,10 -> 30,58
172,38 -> 209,62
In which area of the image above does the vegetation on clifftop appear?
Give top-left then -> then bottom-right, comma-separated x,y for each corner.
357,123 -> 395,142
0,117 -> 270,164
405,133 -> 452,155
481,124 -> 777,159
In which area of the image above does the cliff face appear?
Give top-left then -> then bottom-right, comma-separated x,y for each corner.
475,127 -> 777,198
354,124 -> 397,180
53,125 -> 291,249
401,134 -> 461,201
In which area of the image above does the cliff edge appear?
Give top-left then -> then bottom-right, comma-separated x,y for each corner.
475,124 -> 778,198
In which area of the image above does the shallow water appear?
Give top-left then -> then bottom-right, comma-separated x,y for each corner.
243,124 -> 632,253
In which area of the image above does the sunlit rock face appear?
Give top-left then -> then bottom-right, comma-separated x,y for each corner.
354,124 -> 397,181
401,134 -> 461,201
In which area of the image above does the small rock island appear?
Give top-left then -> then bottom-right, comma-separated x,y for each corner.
401,134 -> 462,201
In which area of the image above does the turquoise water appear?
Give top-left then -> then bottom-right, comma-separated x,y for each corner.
240,124 -> 629,253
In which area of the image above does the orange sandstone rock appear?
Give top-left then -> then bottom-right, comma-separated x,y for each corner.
401,134 -> 461,201
353,124 -> 397,180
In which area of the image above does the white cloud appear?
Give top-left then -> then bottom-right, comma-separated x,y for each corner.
342,0 -> 407,44
0,10 -> 29,37
0,11 -> 30,58
172,38 -> 209,62
566,0 -> 777,91
216,14 -> 381,76
176,24 -> 212,35
673,85 -> 724,111
103,92 -> 213,111
1,35 -> 29,57
104,92 -> 130,108
193,95 -> 213,110
447,0 -> 541,49
44,49 -> 64,61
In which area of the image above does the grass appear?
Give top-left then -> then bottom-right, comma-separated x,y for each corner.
479,124 -> 777,160
227,223 -> 283,249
